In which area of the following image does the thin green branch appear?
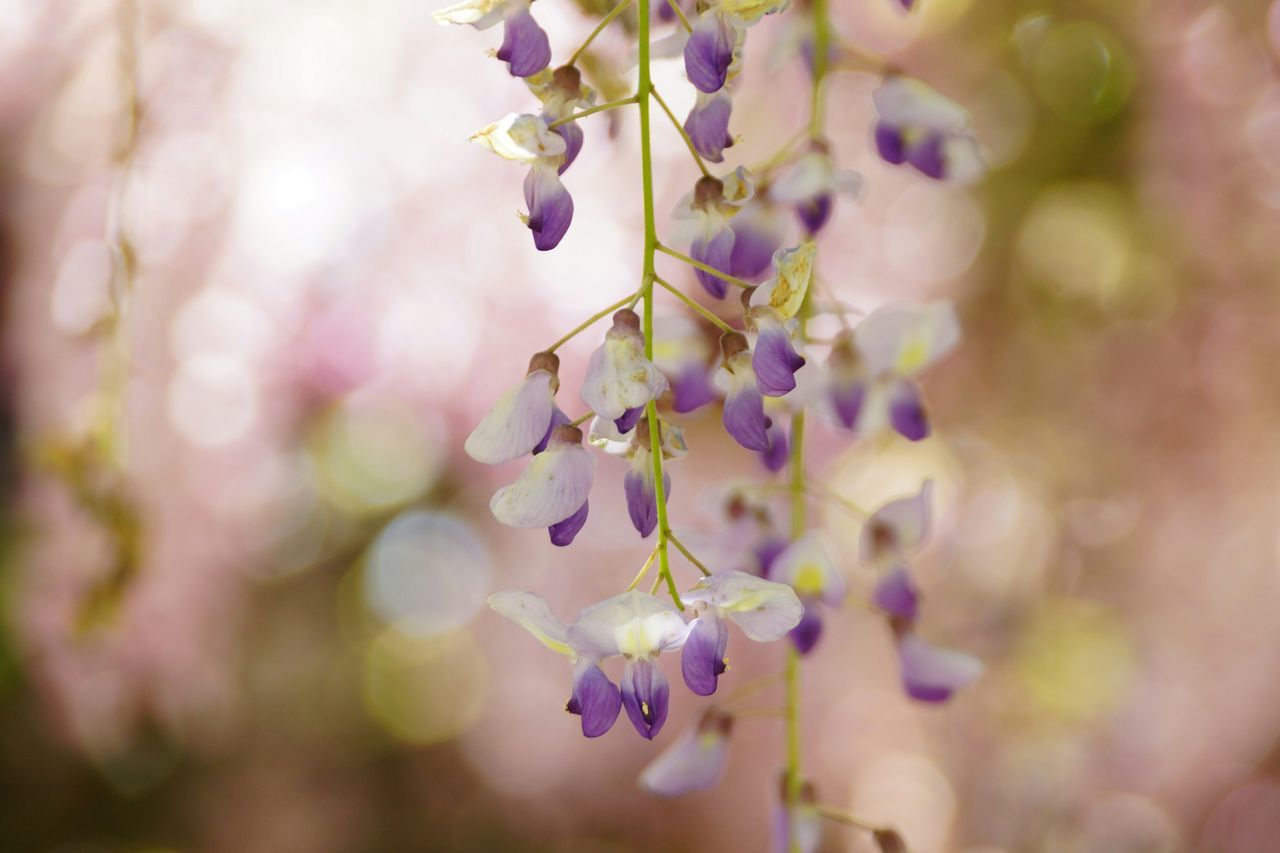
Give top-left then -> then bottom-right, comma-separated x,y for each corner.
546,95 -> 638,130
813,804 -> 891,834
546,290 -> 638,352
650,85 -> 712,178
665,0 -> 693,33
626,545 -> 661,591
654,276 -> 735,334
567,0 -> 634,67
655,243 -> 755,290
664,528 -> 713,576
569,410 -> 594,427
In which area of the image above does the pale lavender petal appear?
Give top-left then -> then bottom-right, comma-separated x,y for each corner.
829,377 -> 864,430
621,659 -> 670,739
888,378 -> 929,441
532,405 -> 571,454
497,5 -> 550,78
753,319 -> 806,397
681,614 -> 728,696
683,11 -> 735,93
567,658 -> 622,737
729,218 -> 782,280
684,91 -> 733,164
624,453 -> 671,538
490,435 -> 595,528
548,499 -> 589,546
523,166 -> 574,251
873,565 -> 919,623
639,710 -> 732,796
671,363 -> 716,413
723,378 -> 771,451
796,193 -> 832,235
760,420 -> 788,472
690,226 -> 735,299
906,132 -> 947,179
874,121 -> 908,165
898,634 -> 982,703
553,121 -> 583,175
788,600 -> 822,655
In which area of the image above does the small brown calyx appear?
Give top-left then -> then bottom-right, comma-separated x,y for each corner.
632,416 -> 651,445
551,423 -> 583,445
808,136 -> 832,157
726,492 -> 748,520
527,350 -> 561,377
551,64 -> 583,99
693,175 -> 725,209
739,285 -> 757,313
697,707 -> 734,737
611,308 -> 641,331
828,331 -> 860,367
720,330 -> 750,361
872,828 -> 907,853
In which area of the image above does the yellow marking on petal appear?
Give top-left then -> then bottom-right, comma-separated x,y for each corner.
896,332 -> 930,375
767,242 -> 816,319
791,563 -> 825,597
641,701 -> 651,716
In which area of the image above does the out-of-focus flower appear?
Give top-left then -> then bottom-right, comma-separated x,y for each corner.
728,198 -> 790,281
896,634 -> 983,702
567,591 -> 693,739
527,65 -> 597,173
465,351 -> 561,464
639,708 -> 733,795
674,169 -> 755,297
680,570 -> 803,695
860,480 -> 933,565
434,0 -> 551,77
717,331 -> 772,451
489,424 -> 595,543
772,777 -> 823,853
589,415 -> 687,538
760,420 -> 789,472
769,143 -> 862,235
683,0 -> 788,93
652,314 -> 717,414
872,77 -> 984,182
769,532 -> 844,654
581,309 -> 669,425
471,113 -> 573,250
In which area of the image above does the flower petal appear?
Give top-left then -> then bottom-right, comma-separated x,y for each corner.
523,164 -> 574,251
624,451 -> 671,538
487,590 -> 574,657
581,311 -> 669,419
684,11 -> 736,93
750,242 -> 816,320
568,590 -> 691,661
887,377 -> 929,441
752,314 -> 806,397
796,194 -> 832,235
532,405 -> 571,454
729,208 -> 786,280
465,369 -> 557,464
874,121 -> 908,165
788,600 -> 823,655
684,570 -> 804,641
684,90 -> 734,164
680,613 -> 728,695
471,113 -> 565,162
615,405 -> 645,434
638,709 -> 732,796
770,532 -> 845,604
490,439 -> 595,528
873,76 -> 969,133
828,373 -> 865,430
722,368 -> 771,451
671,363 -> 717,413
690,221 -> 736,299
853,301 -> 960,378
760,420 -> 788,472
861,480 -> 933,562
496,2 -> 550,77
552,121 -> 584,175
621,659 -> 671,739
898,634 -> 982,702
433,0 -> 504,28
872,565 -> 920,622
567,658 -> 622,737
549,499 -> 590,546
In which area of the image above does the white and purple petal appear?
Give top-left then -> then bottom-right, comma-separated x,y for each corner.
549,499 -> 589,546
624,451 -> 671,538
621,659 -> 671,739
681,612 -> 728,696
684,570 -> 804,641
723,370 -> 771,452
487,589 -> 573,657
750,242 -> 815,320
897,633 -> 982,702
684,11 -> 736,93
552,121 -> 584,175
828,373 -> 865,430
489,427 -> 595,528
684,90 -> 734,164
690,225 -> 736,299
639,709 -> 732,796
496,1 -> 551,78
872,565 -> 919,623
465,364 -> 558,464
532,405 -> 571,454
581,310 -> 669,419
523,164 -> 573,251
860,480 -> 933,562
770,532 -> 845,604
788,599 -> 823,655
752,314 -> 806,397
567,658 -> 623,737
568,590 -> 691,661
729,211 -> 785,280
887,377 -> 929,441
853,301 -> 960,378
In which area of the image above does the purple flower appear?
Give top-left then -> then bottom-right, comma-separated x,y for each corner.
651,315 -> 716,414
771,777 -> 822,853
769,533 -> 845,656
674,169 -> 754,298
565,658 -> 623,736
680,570 -> 803,695
465,350 -> 560,464
548,499 -> 589,546
590,413 -> 686,539
719,332 -> 771,452
496,0 -> 551,77
760,420 -> 788,472
684,11 -> 739,93
523,164 -> 574,251
526,66 -> 597,175
860,480 -> 933,565
581,309 -> 669,420
684,90 -> 734,163
471,113 -> 575,251
750,311 -> 806,397
728,202 -> 788,281
896,633 -> 982,702
638,708 -> 733,796
489,424 -> 595,532
624,447 -> 671,538
620,659 -> 670,740
691,227 -> 735,299
872,565 -> 920,623
872,77 -> 984,183
769,146 -> 862,236
671,362 -> 716,412
824,333 -> 866,431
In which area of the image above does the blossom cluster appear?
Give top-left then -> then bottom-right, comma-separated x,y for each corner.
438,0 -> 987,845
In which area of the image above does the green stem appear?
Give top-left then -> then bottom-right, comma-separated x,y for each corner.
809,0 -> 831,140
665,529 -> 712,576
567,0 -> 634,67
569,410 -> 594,427
655,243 -> 755,290
637,0 -> 682,611
665,0 -> 693,33
650,85 -> 713,179
654,276 -> 735,334
546,290 -> 637,352
546,95 -> 638,130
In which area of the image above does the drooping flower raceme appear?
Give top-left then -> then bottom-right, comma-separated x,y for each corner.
581,308 -> 669,427
680,570 -> 803,695
566,591 -> 694,739
872,76 -> 984,182
433,0 -> 551,78
471,112 -> 574,251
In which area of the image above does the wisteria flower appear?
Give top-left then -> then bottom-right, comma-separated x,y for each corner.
728,198 -> 789,281
589,415 -> 688,538
674,169 -> 754,297
680,570 -> 803,695
861,480 -> 933,565
749,241 -> 816,321
771,776 -> 822,853
748,308 -> 806,398
471,112 -> 574,250
853,300 -> 959,440
717,331 -> 772,452
465,351 -> 561,464
872,76 -> 984,182
683,0 -> 788,93
684,89 -> 736,164
760,420 -> 789,472
580,308 -> 669,424
652,314 -> 716,413
488,590 -> 622,737
489,423 -> 595,544
526,65 -> 597,173
769,532 -> 845,654
769,142 -> 863,235
638,708 -> 733,796
567,591 -> 693,739
434,0 -> 550,78
896,633 -> 983,702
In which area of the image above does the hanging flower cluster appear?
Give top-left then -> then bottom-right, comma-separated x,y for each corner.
441,0 -> 988,846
